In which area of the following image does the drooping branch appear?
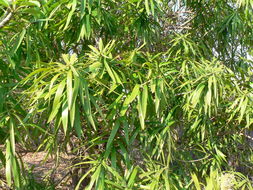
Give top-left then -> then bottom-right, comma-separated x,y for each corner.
0,10 -> 13,29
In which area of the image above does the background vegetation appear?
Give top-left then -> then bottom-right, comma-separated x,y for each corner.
0,0 -> 253,189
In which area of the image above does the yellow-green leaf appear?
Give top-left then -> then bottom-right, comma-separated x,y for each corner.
120,84 -> 140,116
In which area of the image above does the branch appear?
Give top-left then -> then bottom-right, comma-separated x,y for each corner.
239,132 -> 253,141
0,10 -> 13,29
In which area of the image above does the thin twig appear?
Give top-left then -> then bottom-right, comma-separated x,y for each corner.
176,154 -> 211,163
0,10 -> 13,29
54,171 -> 71,188
239,132 -> 253,141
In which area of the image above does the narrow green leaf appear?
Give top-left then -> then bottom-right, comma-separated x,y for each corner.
9,118 -> 15,154
120,84 -> 140,116
205,77 -> 212,115
128,167 -> 138,187
145,0 -> 150,15
138,95 -> 145,130
191,173 -> 201,190
239,97 -> 248,123
22,68 -> 49,85
88,45 -> 100,54
82,79 -> 96,129
11,29 -> 26,54
81,0 -> 87,18
85,14 -> 91,38
62,98 -> 68,135
70,76 -> 80,126
62,54 -> 70,65
111,148 -> 117,169
70,100 -> 76,128
123,120 -> 129,146
142,85 -> 148,118
47,73 -> 60,103
20,1 -> 41,7
5,118 -> 21,188
5,139 -> 12,186
67,70 -> 73,109
104,164 -> 123,181
150,0 -> 155,15
96,167 -> 105,190
112,69 -> 122,85
75,167 -> 95,190
0,0 -> 9,7
12,156 -> 20,188
104,121 -> 120,158
87,165 -> 102,190
74,103 -> 82,138
118,141 -> 130,168
155,79 -> 161,114
48,79 -> 66,122
64,0 -> 77,30
105,180 -> 124,189
213,76 -> 218,106
104,60 -> 116,83
191,83 -> 205,108
70,53 -> 78,64
99,39 -> 106,52
45,4 -> 61,29
163,173 -> 170,190
87,0 -> 92,13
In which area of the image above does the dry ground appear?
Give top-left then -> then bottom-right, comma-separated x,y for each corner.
0,145 -> 75,190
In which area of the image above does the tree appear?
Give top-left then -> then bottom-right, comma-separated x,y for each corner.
0,0 -> 252,189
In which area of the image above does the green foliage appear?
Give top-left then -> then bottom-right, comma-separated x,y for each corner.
0,0 -> 253,189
